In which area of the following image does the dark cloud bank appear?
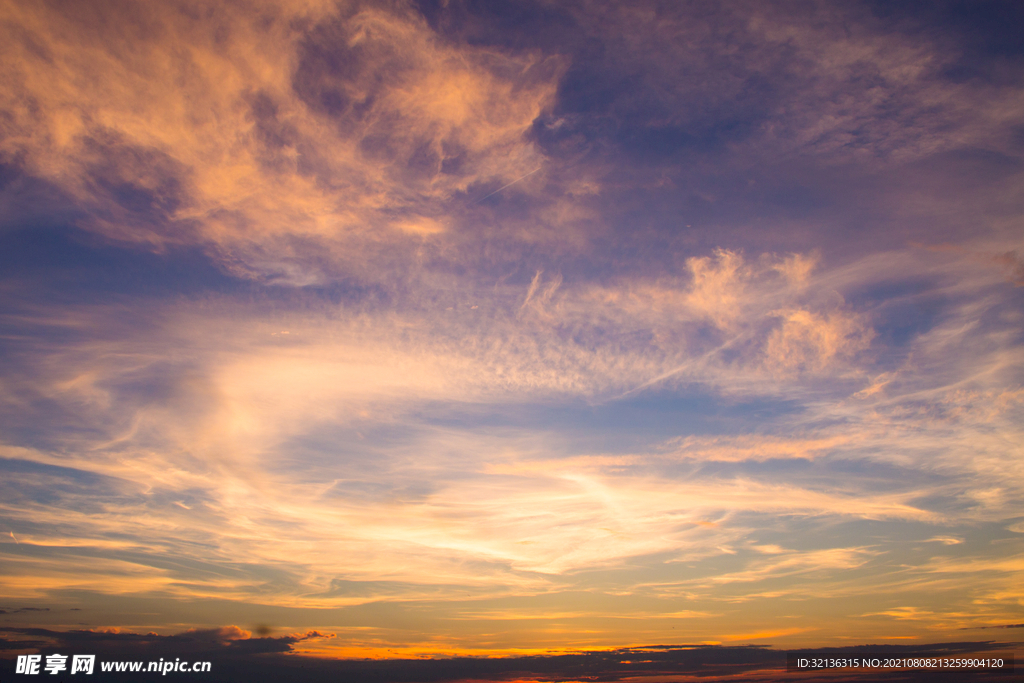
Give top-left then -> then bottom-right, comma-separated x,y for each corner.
1,628 -> 1018,682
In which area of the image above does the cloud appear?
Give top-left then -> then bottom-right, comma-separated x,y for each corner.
762,308 -> 873,376
1,0 -> 1023,658
0,624 -> 327,658
861,607 -> 934,621
0,0 -> 561,284
1,237 -> 1021,612
4,0 -> 1021,290
1,629 -> 1018,683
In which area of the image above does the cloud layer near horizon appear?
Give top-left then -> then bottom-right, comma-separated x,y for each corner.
1,0 -> 1023,656
4,627 -> 1020,683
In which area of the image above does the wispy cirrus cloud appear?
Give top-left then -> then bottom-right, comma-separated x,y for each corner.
1,0 -> 560,285
1,244 -> 1021,617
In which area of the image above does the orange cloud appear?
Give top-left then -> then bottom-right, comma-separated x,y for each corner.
0,0 -> 561,282
762,308 -> 873,376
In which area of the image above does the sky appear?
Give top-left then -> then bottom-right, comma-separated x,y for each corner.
1,0 -> 1023,673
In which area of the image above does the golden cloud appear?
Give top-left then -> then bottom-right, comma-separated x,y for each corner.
0,0 -> 561,282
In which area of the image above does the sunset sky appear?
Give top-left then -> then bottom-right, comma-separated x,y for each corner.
1,0 -> 1023,665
